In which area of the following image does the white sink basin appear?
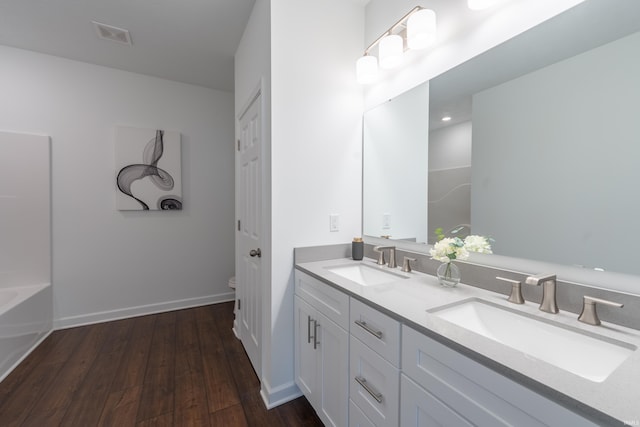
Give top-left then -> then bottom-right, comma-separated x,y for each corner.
429,298 -> 636,382
325,263 -> 407,286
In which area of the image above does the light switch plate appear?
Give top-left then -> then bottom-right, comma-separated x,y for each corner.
382,213 -> 391,229
329,214 -> 339,232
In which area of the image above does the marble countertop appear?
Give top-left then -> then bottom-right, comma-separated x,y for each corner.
296,257 -> 640,425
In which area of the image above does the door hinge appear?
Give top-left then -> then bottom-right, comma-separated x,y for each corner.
237,139 -> 240,151
237,220 -> 241,231
237,299 -> 241,310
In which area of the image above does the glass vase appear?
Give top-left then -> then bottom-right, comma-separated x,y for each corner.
437,262 -> 460,288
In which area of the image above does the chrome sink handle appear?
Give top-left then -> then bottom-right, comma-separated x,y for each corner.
373,246 -> 386,265
402,257 -> 416,272
525,273 -> 558,314
578,296 -> 623,326
496,276 -> 524,304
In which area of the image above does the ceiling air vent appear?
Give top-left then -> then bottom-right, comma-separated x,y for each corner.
92,21 -> 132,46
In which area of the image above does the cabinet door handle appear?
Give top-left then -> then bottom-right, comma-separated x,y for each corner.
313,320 -> 319,350
355,376 -> 383,403
354,320 -> 383,340
307,315 -> 313,344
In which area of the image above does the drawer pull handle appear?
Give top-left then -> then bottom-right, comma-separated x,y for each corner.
307,315 -> 313,343
355,320 -> 383,339
313,320 -> 319,349
355,376 -> 383,403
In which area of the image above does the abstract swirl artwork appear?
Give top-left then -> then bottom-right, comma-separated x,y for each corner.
115,126 -> 182,210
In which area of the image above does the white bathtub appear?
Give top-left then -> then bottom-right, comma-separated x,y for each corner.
0,284 -> 53,382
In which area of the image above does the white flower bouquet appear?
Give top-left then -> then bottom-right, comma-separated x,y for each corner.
430,229 -> 493,287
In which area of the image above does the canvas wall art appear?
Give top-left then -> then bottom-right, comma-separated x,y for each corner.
115,126 -> 182,210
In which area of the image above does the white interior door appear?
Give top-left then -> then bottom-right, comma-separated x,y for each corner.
237,91 -> 262,376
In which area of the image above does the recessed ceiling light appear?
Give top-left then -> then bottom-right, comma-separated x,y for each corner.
92,21 -> 132,46
442,116 -> 452,122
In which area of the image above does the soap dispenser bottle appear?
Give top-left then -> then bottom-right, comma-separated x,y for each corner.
352,237 -> 364,261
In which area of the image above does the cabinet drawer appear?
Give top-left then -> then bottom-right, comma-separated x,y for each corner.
402,325 -> 598,427
400,374 -> 473,427
350,336 -> 400,427
350,399 -> 375,427
295,270 -> 349,329
350,298 -> 401,367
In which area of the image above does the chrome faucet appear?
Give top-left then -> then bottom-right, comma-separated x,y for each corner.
373,245 -> 396,268
525,273 -> 558,314
578,296 -> 623,326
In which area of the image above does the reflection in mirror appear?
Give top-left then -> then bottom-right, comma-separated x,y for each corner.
363,82 -> 429,243
363,0 -> 640,276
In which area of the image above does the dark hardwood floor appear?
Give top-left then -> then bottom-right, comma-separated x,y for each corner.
0,302 -> 323,426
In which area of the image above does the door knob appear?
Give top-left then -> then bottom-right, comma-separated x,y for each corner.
249,248 -> 262,258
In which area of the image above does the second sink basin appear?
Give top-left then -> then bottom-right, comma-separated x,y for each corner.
325,263 -> 407,286
429,298 -> 636,382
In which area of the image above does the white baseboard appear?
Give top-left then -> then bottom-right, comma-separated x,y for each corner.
260,379 -> 303,409
53,291 -> 235,330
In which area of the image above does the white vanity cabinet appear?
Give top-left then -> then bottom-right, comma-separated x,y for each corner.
294,271 -> 349,427
400,325 -> 599,427
349,298 -> 401,427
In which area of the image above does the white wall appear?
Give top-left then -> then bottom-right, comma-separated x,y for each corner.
363,0 -> 584,108
0,45 -> 235,327
270,0 -> 364,395
236,0 -> 364,406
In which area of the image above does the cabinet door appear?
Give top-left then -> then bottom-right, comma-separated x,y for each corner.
400,374 -> 474,427
316,311 -> 349,427
294,296 -> 317,401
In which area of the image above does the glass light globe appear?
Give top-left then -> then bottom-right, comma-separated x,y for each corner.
407,9 -> 437,50
356,55 -> 378,84
379,34 -> 403,69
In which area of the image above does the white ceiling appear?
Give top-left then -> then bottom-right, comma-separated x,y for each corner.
0,0 -> 256,92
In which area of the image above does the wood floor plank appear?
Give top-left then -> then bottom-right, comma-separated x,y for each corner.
239,389 -> 286,427
276,396 -> 324,427
0,302 -> 322,427
209,403 -> 249,427
136,411 -> 174,427
0,329 -> 67,404
0,326 -> 87,413
59,319 -> 133,426
195,305 -> 241,412
110,314 -> 156,391
173,309 -> 210,426
20,322 -> 108,426
0,361 -> 66,427
136,311 -> 177,423
97,385 -> 143,427
173,371 -> 210,426
175,309 -> 204,377
212,306 -> 260,398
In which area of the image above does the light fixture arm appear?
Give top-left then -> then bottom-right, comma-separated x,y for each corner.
363,6 -> 424,55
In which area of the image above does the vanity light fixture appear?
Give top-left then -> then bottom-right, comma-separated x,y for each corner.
356,6 -> 437,84
441,116 -> 452,122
